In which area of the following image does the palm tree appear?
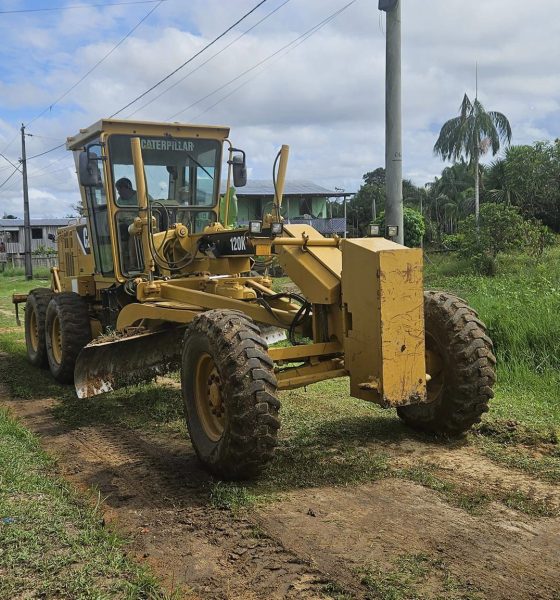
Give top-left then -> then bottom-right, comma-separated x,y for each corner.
484,157 -> 520,206
434,93 -> 512,224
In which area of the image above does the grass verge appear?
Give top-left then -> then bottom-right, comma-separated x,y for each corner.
0,406 -> 175,599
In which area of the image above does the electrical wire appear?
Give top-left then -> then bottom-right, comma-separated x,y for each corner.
167,0 -> 359,121
0,151 -> 21,172
110,0 -> 269,118
0,1 -> 166,15
25,143 -> 66,161
125,0 -> 292,118
25,0 -> 164,128
0,167 -> 19,190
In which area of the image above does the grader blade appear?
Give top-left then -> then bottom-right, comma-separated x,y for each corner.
74,327 -> 186,399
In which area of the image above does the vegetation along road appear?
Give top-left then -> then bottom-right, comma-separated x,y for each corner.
1,251 -> 560,599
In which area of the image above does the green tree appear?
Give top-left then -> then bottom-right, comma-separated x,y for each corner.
502,141 -> 560,230
424,161 -> 474,239
434,93 -> 512,224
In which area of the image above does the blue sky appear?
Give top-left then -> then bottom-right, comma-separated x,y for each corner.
1,0 -> 559,218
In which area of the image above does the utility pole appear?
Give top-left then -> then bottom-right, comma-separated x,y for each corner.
379,0 -> 404,245
20,123 -> 33,280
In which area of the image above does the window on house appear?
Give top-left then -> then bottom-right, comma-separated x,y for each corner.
31,228 -> 43,240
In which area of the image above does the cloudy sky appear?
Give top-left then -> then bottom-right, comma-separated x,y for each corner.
0,0 -> 558,218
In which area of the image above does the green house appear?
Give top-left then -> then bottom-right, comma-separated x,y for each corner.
221,180 -> 348,235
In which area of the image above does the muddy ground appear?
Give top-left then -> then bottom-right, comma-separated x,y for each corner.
2,389 -> 560,600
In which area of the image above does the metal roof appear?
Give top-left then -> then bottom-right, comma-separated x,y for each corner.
0,218 -> 72,227
220,180 -> 344,197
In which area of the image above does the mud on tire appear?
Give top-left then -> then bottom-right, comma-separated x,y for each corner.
181,309 -> 280,479
25,288 -> 53,368
45,292 -> 92,383
397,291 -> 496,436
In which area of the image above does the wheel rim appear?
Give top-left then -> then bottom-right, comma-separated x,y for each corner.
194,352 -> 225,442
51,314 -> 63,365
426,332 -> 445,403
29,308 -> 39,352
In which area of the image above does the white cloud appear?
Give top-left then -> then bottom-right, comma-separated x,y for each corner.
1,0 -> 559,218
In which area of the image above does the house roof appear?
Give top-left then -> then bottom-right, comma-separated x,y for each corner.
0,218 -> 72,228
220,180 -> 345,197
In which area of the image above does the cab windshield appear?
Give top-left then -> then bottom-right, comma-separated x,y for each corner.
109,134 -> 220,216
108,134 -> 221,276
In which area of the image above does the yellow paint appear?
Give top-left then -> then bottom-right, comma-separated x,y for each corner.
341,237 -> 426,407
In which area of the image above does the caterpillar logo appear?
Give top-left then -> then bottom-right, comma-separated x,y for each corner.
141,138 -> 195,152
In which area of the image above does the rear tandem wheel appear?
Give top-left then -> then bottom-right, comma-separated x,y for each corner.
24,288 -> 53,368
45,292 -> 92,384
181,309 -> 280,479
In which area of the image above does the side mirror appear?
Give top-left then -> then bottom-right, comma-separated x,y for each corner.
231,153 -> 247,188
78,146 -> 102,187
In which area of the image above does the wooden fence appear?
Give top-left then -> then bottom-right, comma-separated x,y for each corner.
0,254 -> 57,271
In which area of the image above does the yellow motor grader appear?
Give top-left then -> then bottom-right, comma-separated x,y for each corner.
15,119 -> 496,478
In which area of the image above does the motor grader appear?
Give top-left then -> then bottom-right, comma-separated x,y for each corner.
14,119 -> 496,479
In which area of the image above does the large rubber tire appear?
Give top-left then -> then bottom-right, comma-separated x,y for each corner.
397,291 -> 496,436
45,293 -> 92,384
181,309 -> 280,479
24,288 -> 53,368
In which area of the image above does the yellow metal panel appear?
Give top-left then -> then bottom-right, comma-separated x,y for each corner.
282,224 -> 342,277
116,302 -> 202,329
341,238 -> 426,407
275,225 -> 341,305
269,341 -> 342,362
67,119 -> 230,150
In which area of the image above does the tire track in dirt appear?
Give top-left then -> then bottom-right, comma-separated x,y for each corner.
0,393 -> 345,599
3,386 -> 560,599
257,478 -> 560,600
384,438 -> 560,509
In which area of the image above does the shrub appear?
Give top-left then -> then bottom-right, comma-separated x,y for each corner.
441,233 -> 464,251
524,220 -> 556,261
458,204 -> 523,274
375,207 -> 425,247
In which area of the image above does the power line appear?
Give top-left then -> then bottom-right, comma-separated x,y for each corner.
110,0 -> 270,118
0,167 -> 19,190
126,0 -> 292,118
0,151 -> 21,172
25,0 -> 164,128
0,0 -> 166,15
1,131 -> 20,154
168,0 -> 359,121
26,143 -> 67,161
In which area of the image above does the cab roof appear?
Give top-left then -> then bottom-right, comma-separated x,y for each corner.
66,118 -> 230,151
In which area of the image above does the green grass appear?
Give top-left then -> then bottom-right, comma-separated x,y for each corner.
0,407 -> 176,599
357,552 -> 483,600
425,247 -> 560,479
1,246 -> 560,598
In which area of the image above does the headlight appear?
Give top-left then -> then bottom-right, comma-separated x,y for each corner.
387,225 -> 399,238
368,224 -> 380,237
249,220 -> 263,234
270,222 -> 283,236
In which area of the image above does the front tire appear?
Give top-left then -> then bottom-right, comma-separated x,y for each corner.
397,291 -> 496,435
45,293 -> 92,383
25,288 -> 53,368
181,309 -> 280,479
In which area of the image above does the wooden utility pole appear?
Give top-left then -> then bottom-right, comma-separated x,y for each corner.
21,123 -> 33,280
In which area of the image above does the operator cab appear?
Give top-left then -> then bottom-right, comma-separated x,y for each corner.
69,119 -> 233,282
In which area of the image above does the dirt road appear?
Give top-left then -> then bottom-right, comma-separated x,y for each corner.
3,391 -> 560,599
